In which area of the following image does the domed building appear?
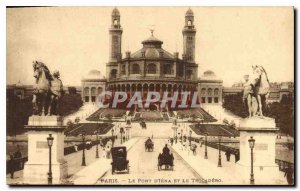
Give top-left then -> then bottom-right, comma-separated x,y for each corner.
198,70 -> 223,104
81,70 -> 106,102
105,8 -> 198,108
81,8 -> 223,107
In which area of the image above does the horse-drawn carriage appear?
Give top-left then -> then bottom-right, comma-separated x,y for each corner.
145,139 -> 154,152
157,152 -> 174,170
111,147 -> 129,174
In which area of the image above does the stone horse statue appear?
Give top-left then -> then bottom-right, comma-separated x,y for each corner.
243,65 -> 270,117
32,61 -> 63,116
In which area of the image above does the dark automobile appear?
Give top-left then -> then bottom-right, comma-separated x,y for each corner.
111,147 -> 129,174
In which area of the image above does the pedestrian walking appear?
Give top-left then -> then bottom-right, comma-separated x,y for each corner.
225,149 -> 231,162
9,154 -> 15,179
170,138 -> 174,146
234,151 -> 240,163
14,145 -> 23,169
284,166 -> 294,185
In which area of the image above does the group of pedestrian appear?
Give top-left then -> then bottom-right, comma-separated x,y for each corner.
224,149 -> 239,163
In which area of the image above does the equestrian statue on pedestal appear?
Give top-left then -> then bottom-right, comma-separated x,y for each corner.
243,65 -> 270,118
32,60 -> 63,116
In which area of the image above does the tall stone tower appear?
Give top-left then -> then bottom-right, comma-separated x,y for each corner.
182,8 -> 196,63
109,8 -> 123,63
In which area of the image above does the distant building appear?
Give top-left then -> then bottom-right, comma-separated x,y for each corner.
6,81 -> 34,99
105,8 -> 198,108
267,82 -> 294,103
198,70 -> 223,104
81,70 -> 106,103
79,8 -> 225,109
223,81 -> 294,103
7,81 -> 82,100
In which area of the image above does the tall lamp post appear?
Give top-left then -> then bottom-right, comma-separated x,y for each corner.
111,129 -> 115,147
180,129 -> 183,144
80,132 -> 86,166
94,130 -> 99,158
47,134 -> 54,185
217,135 -> 222,167
175,128 -> 178,144
204,133 -> 208,159
189,130 -> 192,146
248,136 -> 255,185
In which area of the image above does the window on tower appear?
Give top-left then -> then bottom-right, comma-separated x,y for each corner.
132,64 -> 140,74
201,88 -> 206,95
114,19 -> 118,26
121,65 -> 126,75
186,70 -> 193,80
188,20 -> 192,26
208,88 -> 212,96
214,88 -> 219,96
163,64 -> 172,75
110,69 -> 118,79
147,63 -> 157,74
112,36 -> 119,59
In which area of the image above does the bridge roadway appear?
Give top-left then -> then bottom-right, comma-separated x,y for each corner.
96,137 -> 205,185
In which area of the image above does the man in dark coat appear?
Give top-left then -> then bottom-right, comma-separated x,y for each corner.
162,144 -> 170,155
225,149 -> 231,162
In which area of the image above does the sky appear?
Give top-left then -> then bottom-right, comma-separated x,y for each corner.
6,7 -> 294,87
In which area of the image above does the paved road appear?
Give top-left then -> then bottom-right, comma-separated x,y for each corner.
96,138 -> 204,185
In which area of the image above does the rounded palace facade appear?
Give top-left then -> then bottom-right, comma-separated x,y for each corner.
106,8 -> 198,102
81,8 -> 223,106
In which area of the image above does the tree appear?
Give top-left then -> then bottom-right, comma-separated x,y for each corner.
57,93 -> 83,116
6,89 -> 84,135
68,87 -> 77,94
222,93 -> 248,118
6,94 -> 32,136
266,94 -> 294,136
223,92 -> 294,136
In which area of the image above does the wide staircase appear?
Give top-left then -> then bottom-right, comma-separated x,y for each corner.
190,123 -> 239,137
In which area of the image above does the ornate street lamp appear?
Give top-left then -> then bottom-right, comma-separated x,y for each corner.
80,132 -> 86,166
47,134 -> 54,185
204,133 -> 208,159
189,130 -> 192,146
111,129 -> 115,147
217,135 -> 222,167
94,130 -> 99,158
248,136 -> 255,185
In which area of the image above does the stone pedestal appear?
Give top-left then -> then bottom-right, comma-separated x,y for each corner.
23,116 -> 68,185
237,117 -> 285,184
